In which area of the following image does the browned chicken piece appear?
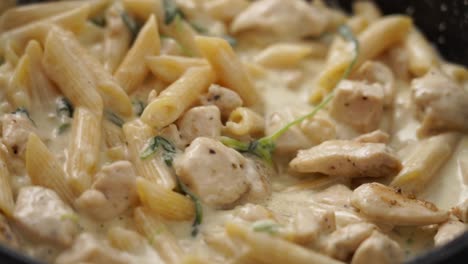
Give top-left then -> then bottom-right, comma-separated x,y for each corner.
75,161 -> 138,221
292,208 -> 336,245
199,84 -> 243,119
289,140 -> 402,178
13,186 -> 79,246
352,61 -> 396,106
354,130 -> 390,144
453,199 -> 468,223
325,222 -> 377,261
411,68 -> 468,137
351,231 -> 404,264
351,183 -> 449,226
174,137 -> 249,208
434,220 -> 467,246
329,80 -> 385,133
230,0 -> 327,39
2,112 -> 37,158
0,213 -> 18,249
55,233 -> 132,264
177,105 -> 222,144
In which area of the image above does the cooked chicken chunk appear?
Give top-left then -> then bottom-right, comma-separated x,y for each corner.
239,156 -> 272,203
177,105 -> 222,144
453,199 -> 468,223
230,0 -> 327,39
234,203 -> 274,222
199,84 -> 243,119
351,231 -> 404,264
174,137 -> 249,208
0,213 -> 18,249
292,208 -> 336,245
75,161 -> 138,221
434,220 -> 467,246
354,130 -> 390,144
56,233 -> 131,264
352,61 -> 396,106
330,80 -> 385,133
351,183 -> 449,225
325,222 -> 376,261
411,69 -> 468,136
14,186 -> 79,246
2,112 -> 37,158
290,140 -> 402,178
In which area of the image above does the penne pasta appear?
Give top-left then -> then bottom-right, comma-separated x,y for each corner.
42,26 -> 104,115
25,133 -> 75,205
123,119 -> 176,189
225,107 -> 265,137
391,133 -> 461,194
7,51 -> 31,109
114,15 -> 160,94
0,147 -> 14,217
134,206 -> 184,264
136,177 -> 194,221
66,107 -> 102,196
195,36 -> 261,107
163,18 -> 201,58
146,55 -> 209,83
225,222 -> 344,264
141,66 -> 214,129
0,4 -> 90,56
405,29 -> 440,77
103,119 -> 125,148
254,43 -> 315,68
122,0 -> 164,25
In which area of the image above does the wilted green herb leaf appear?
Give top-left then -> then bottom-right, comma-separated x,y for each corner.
252,220 -> 280,235
121,11 -> 141,43
90,16 -> 106,27
140,136 -> 176,166
56,97 -> 74,118
177,178 -> 203,237
105,111 -> 125,128
12,107 -> 35,125
163,0 -> 185,25
57,123 -> 71,134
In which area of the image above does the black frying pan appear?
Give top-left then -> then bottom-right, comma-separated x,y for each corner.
2,0 -> 468,263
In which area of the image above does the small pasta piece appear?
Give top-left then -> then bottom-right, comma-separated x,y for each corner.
225,222 -> 344,264
66,107 -> 102,196
146,55 -> 209,83
114,15 -> 160,94
102,119 -> 125,148
122,0 -> 164,25
254,43 -> 315,68
0,150 -> 14,217
25,133 -> 75,205
405,29 -> 440,77
0,4 -> 90,56
42,26 -> 103,115
195,36 -> 261,107
141,66 -> 214,129
353,1 -> 382,22
310,15 -> 412,103
134,206 -> 184,264
225,107 -> 265,137
7,52 -> 31,109
107,226 -> 145,254
163,18 -> 201,58
391,133 -> 461,194
123,119 -> 176,189
136,177 -> 194,221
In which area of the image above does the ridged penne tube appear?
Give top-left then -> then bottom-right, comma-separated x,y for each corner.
225,107 -> 265,137
136,177 -> 195,221
0,4 -> 90,56
195,36 -> 261,107
146,55 -> 209,83
25,133 -> 75,205
123,119 -> 176,189
163,18 -> 201,58
66,107 -> 102,196
134,206 -> 183,264
0,150 -> 14,217
391,133 -> 461,194
114,15 -> 160,94
7,52 -> 31,109
24,40 -> 58,112
0,0 -> 109,32
42,26 -> 103,115
254,43 -> 314,68
405,29 -> 440,77
225,222 -> 344,264
141,66 -> 214,129
122,0 -> 164,25
310,15 -> 412,103
103,119 -> 125,148
103,3 -> 132,73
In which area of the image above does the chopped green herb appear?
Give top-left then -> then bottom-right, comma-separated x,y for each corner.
90,16 -> 106,27
177,178 -> 203,237
222,35 -> 237,47
132,100 -> 145,117
57,123 -> 71,134
56,97 -> 74,118
406,237 -> 414,245
252,220 -> 280,235
0,57 -> 4,65
221,25 -> 359,165
189,22 -> 207,34
121,11 -> 141,43
12,107 -> 35,125
140,136 -> 176,166
60,213 -> 79,224
163,0 -> 185,25
105,111 -> 125,128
